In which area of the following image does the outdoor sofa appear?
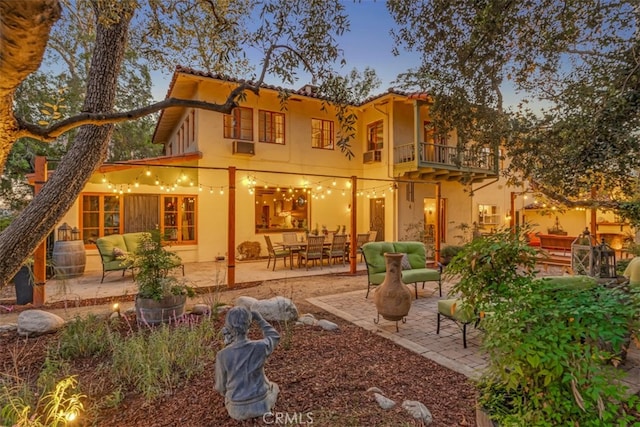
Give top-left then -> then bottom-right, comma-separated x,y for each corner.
95,232 -> 184,283
362,241 -> 441,299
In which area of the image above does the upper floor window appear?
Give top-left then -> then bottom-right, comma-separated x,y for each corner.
224,107 -> 253,141
367,120 -> 384,151
259,110 -> 285,144
311,118 -> 334,149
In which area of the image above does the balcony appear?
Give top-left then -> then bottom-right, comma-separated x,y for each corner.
393,142 -> 499,183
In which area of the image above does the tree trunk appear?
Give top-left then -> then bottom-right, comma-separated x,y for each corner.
0,0 -> 61,171
0,1 -> 132,286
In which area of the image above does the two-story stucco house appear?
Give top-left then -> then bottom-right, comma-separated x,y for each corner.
57,66 -> 517,274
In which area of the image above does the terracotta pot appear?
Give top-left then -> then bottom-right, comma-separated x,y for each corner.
374,253 -> 412,321
135,294 -> 187,325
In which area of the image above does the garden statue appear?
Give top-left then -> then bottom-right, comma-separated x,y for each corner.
215,306 -> 280,421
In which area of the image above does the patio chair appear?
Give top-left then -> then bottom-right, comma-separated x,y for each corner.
355,233 -> 370,262
436,298 -> 480,348
282,232 -> 301,251
264,235 -> 291,271
324,234 -> 348,265
298,235 -> 326,270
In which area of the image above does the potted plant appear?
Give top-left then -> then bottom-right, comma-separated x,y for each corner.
445,227 -> 640,426
133,230 -> 194,325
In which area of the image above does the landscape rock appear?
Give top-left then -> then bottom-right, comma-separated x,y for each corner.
374,393 -> 396,410
17,310 -> 65,337
250,296 -> 299,321
0,323 -> 17,332
191,304 -> 211,315
402,400 -> 433,424
235,296 -> 259,308
317,319 -> 339,331
366,386 -> 384,394
298,313 -> 317,326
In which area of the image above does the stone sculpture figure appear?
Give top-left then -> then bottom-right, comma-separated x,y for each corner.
215,306 -> 280,421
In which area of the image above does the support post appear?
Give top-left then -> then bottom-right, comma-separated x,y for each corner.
33,156 -> 47,306
349,176 -> 358,274
227,167 -> 236,287
435,183 -> 441,264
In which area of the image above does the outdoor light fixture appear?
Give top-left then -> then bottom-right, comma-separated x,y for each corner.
57,223 -> 72,241
593,238 -> 617,279
71,227 -> 81,241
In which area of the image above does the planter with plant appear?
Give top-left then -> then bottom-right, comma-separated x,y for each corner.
133,231 -> 193,325
12,258 -> 34,305
445,227 -> 640,426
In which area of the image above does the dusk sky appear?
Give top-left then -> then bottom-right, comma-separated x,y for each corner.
151,1 -> 422,100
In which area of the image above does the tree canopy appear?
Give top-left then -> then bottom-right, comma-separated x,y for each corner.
388,0 -> 640,221
0,0 -> 376,286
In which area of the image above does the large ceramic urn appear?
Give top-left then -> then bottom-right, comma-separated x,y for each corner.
374,253 -> 412,321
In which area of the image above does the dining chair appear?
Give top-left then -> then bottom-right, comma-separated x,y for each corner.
368,230 -> 378,242
264,235 -> 290,271
324,234 -> 348,265
355,233 -> 370,262
298,235 -> 326,270
282,232 -> 301,249
282,231 -> 301,265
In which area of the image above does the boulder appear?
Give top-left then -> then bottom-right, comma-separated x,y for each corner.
317,319 -> 339,331
235,296 -> 259,308
250,296 -> 298,321
402,400 -> 433,424
17,310 -> 65,337
191,303 -> 211,315
298,313 -> 317,326
374,393 -> 396,410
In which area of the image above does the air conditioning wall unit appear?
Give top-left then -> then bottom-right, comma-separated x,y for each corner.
363,150 -> 382,164
232,140 -> 255,156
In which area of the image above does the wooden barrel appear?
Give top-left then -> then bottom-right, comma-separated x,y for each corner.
135,294 -> 187,325
52,240 -> 86,278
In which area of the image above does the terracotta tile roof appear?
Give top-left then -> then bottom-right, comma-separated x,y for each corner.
169,65 -> 428,107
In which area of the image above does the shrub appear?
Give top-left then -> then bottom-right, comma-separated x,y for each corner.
110,317 -> 219,399
446,227 -> 640,425
57,314 -> 114,359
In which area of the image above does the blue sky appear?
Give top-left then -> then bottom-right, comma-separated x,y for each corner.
151,1 -> 421,100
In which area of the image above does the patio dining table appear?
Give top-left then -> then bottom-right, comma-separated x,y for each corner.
276,239 -> 350,269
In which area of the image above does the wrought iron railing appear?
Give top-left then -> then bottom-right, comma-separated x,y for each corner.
394,142 -> 496,171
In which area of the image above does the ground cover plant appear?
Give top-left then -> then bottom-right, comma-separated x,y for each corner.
0,309 -> 477,426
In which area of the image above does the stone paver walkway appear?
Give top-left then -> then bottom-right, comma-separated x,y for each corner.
308,289 -> 640,394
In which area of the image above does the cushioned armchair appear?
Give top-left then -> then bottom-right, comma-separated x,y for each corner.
362,241 -> 441,299
436,299 -> 479,348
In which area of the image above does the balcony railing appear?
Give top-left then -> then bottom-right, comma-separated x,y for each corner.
394,142 -> 496,172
